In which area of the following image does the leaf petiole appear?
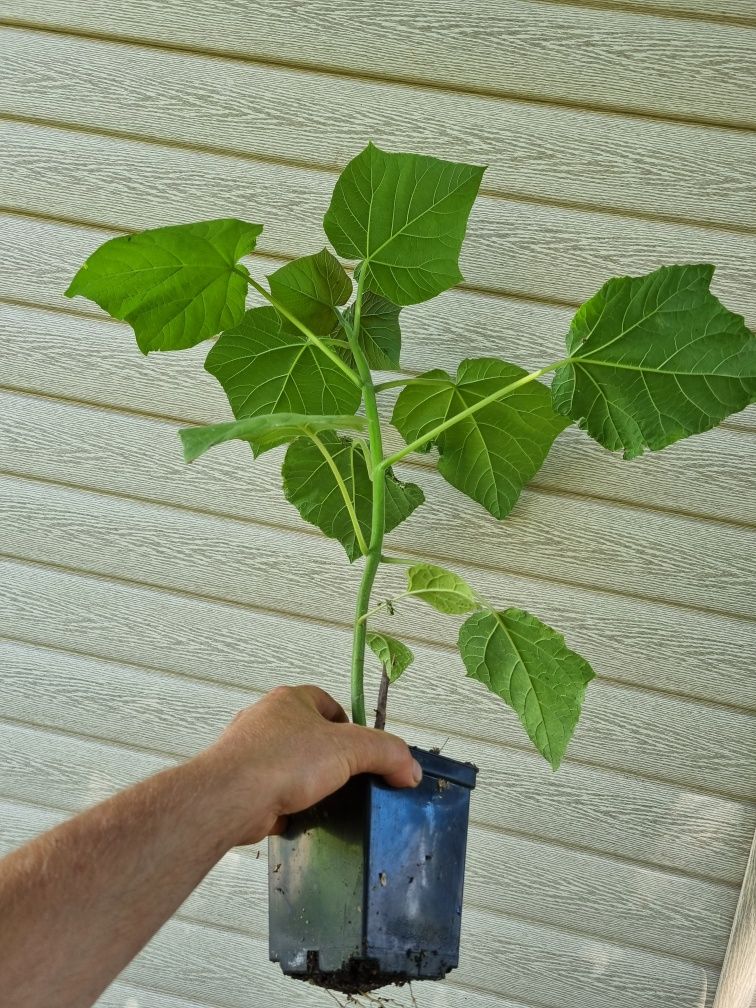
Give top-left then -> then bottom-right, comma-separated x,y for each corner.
379,358 -> 573,470
306,431 -> 369,557
236,268 -> 362,388
357,592 -> 413,624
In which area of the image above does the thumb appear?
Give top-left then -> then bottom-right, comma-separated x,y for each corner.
341,725 -> 423,789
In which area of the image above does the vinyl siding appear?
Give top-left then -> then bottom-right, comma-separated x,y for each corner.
0,6 -> 754,1007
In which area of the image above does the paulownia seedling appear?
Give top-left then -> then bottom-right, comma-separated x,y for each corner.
67,143 -> 756,769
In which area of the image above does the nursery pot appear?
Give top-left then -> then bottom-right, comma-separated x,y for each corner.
268,745 -> 478,993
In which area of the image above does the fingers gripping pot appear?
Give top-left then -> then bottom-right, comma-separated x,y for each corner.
268,746 -> 478,994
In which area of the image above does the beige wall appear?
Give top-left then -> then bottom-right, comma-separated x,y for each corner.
1,4 -> 755,1006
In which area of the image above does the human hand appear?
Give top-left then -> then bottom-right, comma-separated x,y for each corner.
199,685 -> 423,846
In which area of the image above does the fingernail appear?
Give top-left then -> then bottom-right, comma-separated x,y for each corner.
412,759 -> 423,785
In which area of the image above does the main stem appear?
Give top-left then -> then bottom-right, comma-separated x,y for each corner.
345,275 -> 386,726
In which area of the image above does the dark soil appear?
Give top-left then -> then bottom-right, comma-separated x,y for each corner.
302,952 -> 410,995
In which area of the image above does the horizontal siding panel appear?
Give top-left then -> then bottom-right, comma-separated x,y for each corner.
3,320 -> 756,526
604,0 -> 756,17
2,620 -> 753,810
0,753 -> 736,970
3,400 -> 755,618
2,29 -> 754,231
2,220 -> 754,432
0,735 -> 721,1008
2,560 -> 754,884
1,1 -> 754,126
2,447 -> 755,709
2,121 -> 755,319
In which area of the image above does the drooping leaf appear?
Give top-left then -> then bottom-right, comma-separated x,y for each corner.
282,433 -> 425,561
407,563 -> 480,614
179,413 -> 368,462
66,218 -> 262,353
551,263 -> 756,459
392,358 -> 569,519
205,306 -> 361,419
458,608 -> 595,770
268,249 -> 352,335
323,143 -> 485,305
366,631 -> 414,684
339,291 -> 402,370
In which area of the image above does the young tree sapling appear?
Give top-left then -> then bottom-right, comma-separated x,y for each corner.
66,142 -> 756,771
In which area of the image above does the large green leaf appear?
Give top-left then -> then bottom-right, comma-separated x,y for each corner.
458,609 -> 595,769
392,358 -> 569,519
205,306 -> 361,419
66,218 -> 262,353
323,143 -> 484,305
179,413 -> 368,462
339,291 -> 402,370
282,433 -> 424,561
407,563 -> 480,614
366,631 -> 414,684
268,249 -> 351,335
552,263 -> 756,459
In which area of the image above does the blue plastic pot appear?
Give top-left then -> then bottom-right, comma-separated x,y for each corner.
268,746 -> 478,993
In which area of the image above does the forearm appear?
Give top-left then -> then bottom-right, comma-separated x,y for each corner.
0,747 -> 262,1008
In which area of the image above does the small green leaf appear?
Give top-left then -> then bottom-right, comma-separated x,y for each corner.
205,306 -> 361,419
339,291 -> 402,370
407,563 -> 481,614
458,608 -> 595,769
283,433 -> 425,561
366,631 -> 414,683
392,358 -> 569,519
268,249 -> 352,335
324,143 -> 485,305
66,218 -> 262,353
552,263 -> 756,459
179,413 -> 368,462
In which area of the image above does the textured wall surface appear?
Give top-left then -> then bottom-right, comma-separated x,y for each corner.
1,4 -> 755,1006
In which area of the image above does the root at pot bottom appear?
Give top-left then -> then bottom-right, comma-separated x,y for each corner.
301,952 -> 426,995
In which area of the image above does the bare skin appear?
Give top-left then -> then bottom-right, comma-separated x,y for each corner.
0,684 -> 422,1008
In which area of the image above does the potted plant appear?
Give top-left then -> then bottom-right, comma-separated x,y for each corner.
66,143 -> 756,994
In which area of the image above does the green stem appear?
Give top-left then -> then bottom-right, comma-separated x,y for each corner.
239,270 -> 361,388
344,272 -> 387,726
307,431 -> 369,557
378,358 -> 572,471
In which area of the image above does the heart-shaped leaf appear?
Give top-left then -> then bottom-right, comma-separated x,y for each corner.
66,218 -> 262,353
366,631 -> 414,683
205,306 -> 361,419
179,413 -> 368,462
459,608 -> 595,769
268,249 -> 352,335
283,433 -> 424,561
552,263 -> 756,459
339,291 -> 402,370
392,358 -> 569,519
407,563 -> 480,614
324,143 -> 484,305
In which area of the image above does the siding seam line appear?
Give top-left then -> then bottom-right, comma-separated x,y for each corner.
3,111 -> 754,236
4,467 -> 756,625
4,384 -> 756,532
0,766 -> 735,967
2,568 -> 755,801
1,18 -> 754,131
